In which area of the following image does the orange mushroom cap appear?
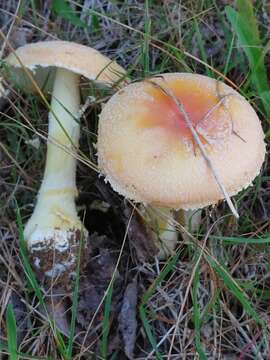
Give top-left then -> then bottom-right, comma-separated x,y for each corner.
98,73 -> 265,210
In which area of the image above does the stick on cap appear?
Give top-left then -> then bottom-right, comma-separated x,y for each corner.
98,73 -> 265,209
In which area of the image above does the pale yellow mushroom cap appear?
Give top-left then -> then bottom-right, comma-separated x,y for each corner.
4,40 -> 126,92
98,73 -> 266,210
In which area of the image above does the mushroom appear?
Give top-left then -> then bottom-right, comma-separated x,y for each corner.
97,73 -> 265,257
4,41 -> 126,281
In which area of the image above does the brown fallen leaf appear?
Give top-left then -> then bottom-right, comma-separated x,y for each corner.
124,204 -> 159,262
9,291 -> 28,346
118,278 -> 138,360
77,234 -> 123,330
45,291 -> 70,337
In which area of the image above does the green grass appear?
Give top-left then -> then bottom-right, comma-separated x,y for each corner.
139,253 -> 180,359
142,0 -> 151,76
52,0 -> 88,29
226,1 -> 270,123
205,254 -> 265,327
66,227 -> 84,359
100,282 -> 114,359
192,262 -> 208,360
6,303 -> 18,360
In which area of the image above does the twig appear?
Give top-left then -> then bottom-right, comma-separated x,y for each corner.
221,301 -> 264,360
0,140 -> 32,185
167,219 -> 218,358
0,0 -> 22,58
146,78 -> 239,219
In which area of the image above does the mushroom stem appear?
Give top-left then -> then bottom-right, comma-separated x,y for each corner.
181,209 -> 202,233
4,40 -> 128,285
41,68 -> 80,199
144,207 -> 202,259
144,206 -> 178,259
24,68 -> 87,280
176,208 -> 202,242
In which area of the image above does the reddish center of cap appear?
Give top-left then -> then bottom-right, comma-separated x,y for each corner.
137,79 -> 232,145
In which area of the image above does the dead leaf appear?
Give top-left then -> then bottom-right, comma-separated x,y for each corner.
9,291 -> 28,346
9,26 -> 33,50
77,234 -> 122,329
124,204 -> 159,262
118,278 -> 138,359
46,292 -> 70,337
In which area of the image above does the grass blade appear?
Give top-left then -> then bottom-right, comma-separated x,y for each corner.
100,282 -> 114,359
225,2 -> 270,121
139,306 -> 162,360
52,0 -> 87,28
205,255 -> 265,327
210,235 -> 270,244
236,0 -> 260,39
139,253 -> 179,359
142,0 -> 151,75
66,231 -> 85,359
16,206 -> 46,309
6,303 -> 18,360
192,264 -> 208,360
194,20 -> 212,78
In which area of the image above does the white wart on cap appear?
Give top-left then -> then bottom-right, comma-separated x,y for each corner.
98,73 -> 265,209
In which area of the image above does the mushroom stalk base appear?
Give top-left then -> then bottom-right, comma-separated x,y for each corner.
176,209 -> 202,242
144,206 -> 178,259
145,207 -> 202,259
24,68 -> 87,283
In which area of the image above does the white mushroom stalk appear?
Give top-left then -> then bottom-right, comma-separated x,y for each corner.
140,207 -> 202,259
24,69 -> 84,278
140,206 -> 178,258
4,40 -> 127,283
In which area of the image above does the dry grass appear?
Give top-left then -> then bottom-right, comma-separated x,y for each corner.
1,1 -> 270,359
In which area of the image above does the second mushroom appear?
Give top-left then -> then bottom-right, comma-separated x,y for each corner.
97,73 -> 265,257
4,41 -> 126,282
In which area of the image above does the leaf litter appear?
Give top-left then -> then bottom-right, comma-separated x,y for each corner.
118,277 -> 138,359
